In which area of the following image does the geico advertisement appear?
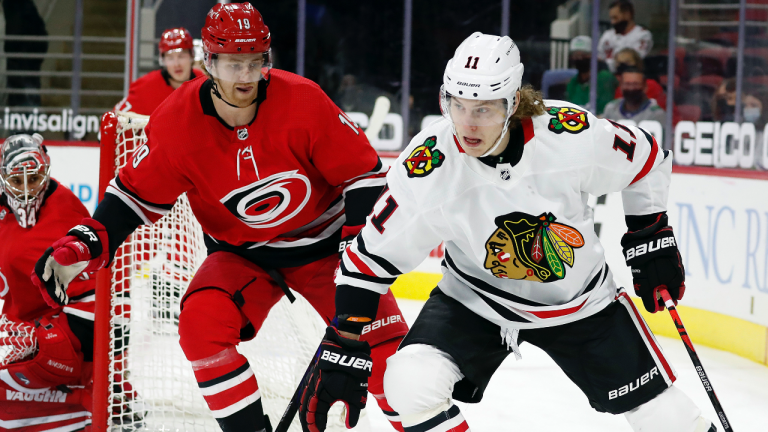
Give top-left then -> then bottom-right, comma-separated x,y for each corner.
596,173 -> 768,327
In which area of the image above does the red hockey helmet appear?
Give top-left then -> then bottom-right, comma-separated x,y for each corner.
201,3 -> 270,55
159,27 -> 194,54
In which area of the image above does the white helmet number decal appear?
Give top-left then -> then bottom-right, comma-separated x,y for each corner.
464,56 -> 479,69
220,170 -> 311,228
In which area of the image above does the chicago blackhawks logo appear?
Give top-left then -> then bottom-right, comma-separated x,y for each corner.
484,212 -> 584,282
546,106 -> 590,134
403,136 -> 444,178
220,170 -> 311,228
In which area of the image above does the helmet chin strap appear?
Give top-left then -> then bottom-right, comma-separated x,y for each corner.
211,80 -> 258,109
479,121 -> 510,157
479,93 -> 518,157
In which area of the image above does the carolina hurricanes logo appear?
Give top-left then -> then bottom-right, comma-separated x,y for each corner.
0,267 -> 8,297
221,170 -> 311,228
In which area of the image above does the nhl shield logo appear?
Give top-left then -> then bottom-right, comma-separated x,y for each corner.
500,168 -> 511,181
237,128 -> 249,140
0,208 -> 5,220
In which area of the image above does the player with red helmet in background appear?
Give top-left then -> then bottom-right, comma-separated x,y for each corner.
114,27 -> 204,115
33,4 -> 407,432
0,134 -> 95,432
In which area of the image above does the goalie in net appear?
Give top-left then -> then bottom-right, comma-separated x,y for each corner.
32,3 -> 408,432
1,134 -> 95,432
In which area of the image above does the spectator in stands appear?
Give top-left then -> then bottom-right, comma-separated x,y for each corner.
712,79 -> 767,126
603,66 -> 666,123
598,0 -> 653,72
612,48 -> 667,110
565,35 -> 617,115
2,0 -> 48,107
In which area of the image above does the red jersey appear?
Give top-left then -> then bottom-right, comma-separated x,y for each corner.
106,70 -> 386,268
114,68 -> 205,115
0,180 -> 95,322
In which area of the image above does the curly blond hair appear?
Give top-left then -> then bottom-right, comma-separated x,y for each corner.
509,84 -> 546,127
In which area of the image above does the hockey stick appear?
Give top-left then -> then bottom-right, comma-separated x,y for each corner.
659,289 -> 734,431
364,96 -> 391,141
275,348 -> 319,432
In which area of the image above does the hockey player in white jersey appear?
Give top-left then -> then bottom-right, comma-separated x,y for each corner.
296,32 -> 718,432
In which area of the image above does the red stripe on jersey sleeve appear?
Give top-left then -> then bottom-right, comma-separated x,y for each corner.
630,135 -> 660,186
346,248 -> 377,277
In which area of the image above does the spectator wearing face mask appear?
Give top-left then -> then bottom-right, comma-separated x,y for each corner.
612,48 -> 666,110
565,35 -> 617,115
711,79 -> 766,125
598,0 -> 653,73
603,67 -> 665,123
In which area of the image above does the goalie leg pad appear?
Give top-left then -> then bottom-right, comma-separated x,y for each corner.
624,385 -> 713,432
383,344 -> 465,429
179,290 -> 267,432
0,314 -> 83,393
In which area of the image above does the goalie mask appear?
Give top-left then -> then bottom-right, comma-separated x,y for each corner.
202,2 -> 272,108
0,133 -> 51,228
440,32 -> 524,157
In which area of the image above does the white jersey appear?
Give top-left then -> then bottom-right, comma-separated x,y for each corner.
337,100 -> 670,333
598,25 -> 653,71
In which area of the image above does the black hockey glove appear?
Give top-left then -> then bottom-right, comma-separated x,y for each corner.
621,213 -> 685,313
299,326 -> 372,432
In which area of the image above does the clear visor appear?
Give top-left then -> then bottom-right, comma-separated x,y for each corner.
204,50 -> 272,83
440,86 -> 509,127
159,48 -> 193,67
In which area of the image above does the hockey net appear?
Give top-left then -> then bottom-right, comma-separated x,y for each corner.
0,315 -> 37,367
95,111 -> 354,432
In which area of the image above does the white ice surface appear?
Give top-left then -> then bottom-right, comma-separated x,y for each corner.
362,299 -> 768,432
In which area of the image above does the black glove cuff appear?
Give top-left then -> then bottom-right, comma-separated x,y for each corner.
622,212 -> 668,245
67,224 -> 103,258
335,285 -> 380,335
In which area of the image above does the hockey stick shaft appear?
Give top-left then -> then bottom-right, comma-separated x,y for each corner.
364,96 -> 391,140
275,346 -> 319,432
659,289 -> 734,431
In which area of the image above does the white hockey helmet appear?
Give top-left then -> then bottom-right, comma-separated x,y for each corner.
440,32 -> 525,156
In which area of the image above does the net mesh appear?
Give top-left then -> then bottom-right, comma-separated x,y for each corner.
105,112 -> 355,431
0,315 -> 37,367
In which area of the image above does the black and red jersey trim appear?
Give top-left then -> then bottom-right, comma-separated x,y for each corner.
339,259 -> 398,286
356,234 -> 402,276
114,175 -> 175,211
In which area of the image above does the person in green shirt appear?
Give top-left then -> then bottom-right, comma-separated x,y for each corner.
565,35 -> 617,115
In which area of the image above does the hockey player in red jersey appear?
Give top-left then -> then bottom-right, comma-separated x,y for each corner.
0,134 -> 95,432
32,4 -> 408,432
299,33 -> 718,432
114,27 -> 204,115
